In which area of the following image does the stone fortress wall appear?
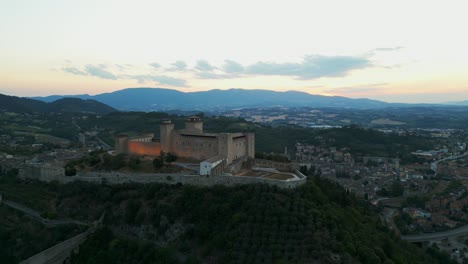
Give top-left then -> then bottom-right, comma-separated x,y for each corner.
19,158 -> 307,189
19,167 -> 307,189
171,133 -> 219,161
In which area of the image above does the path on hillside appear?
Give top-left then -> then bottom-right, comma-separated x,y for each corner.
2,199 -> 89,227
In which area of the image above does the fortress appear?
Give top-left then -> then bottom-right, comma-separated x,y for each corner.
19,117 -> 307,188
115,117 -> 255,166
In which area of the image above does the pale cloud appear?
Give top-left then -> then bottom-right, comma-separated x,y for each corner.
196,72 -> 236,79
84,65 -> 117,80
130,74 -> 187,87
193,55 -> 370,80
374,47 -> 404,52
61,63 -> 188,86
149,62 -> 161,68
62,67 -> 86,76
245,55 -> 371,80
223,60 -> 244,74
170,60 -> 187,71
195,60 -> 216,71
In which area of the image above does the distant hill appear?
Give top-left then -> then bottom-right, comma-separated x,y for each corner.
47,98 -> 117,114
0,94 -> 47,113
32,87 -> 395,111
445,100 -> 468,106
0,93 -> 117,114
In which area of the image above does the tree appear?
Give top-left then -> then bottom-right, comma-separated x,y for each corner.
391,180 -> 404,197
65,166 -> 76,176
153,157 -> 164,169
111,154 -> 126,170
128,157 -> 141,170
299,165 -> 308,175
165,152 -> 177,166
102,153 -> 112,168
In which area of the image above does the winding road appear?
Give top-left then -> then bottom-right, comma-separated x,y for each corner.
402,224 -> 468,242
2,199 -> 89,227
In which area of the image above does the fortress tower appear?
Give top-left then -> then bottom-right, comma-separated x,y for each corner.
160,119 -> 175,153
184,116 -> 203,131
115,135 -> 129,154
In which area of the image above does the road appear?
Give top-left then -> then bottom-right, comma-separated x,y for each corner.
96,136 -> 112,150
2,199 -> 89,227
431,152 -> 468,173
402,224 -> 468,242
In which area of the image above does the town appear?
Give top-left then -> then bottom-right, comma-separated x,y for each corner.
1,109 -> 468,262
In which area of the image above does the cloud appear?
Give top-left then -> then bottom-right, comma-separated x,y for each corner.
366,46 -> 404,57
196,72 -> 235,79
170,60 -> 187,71
149,62 -> 161,68
62,67 -> 87,76
195,60 -> 216,71
130,74 -> 187,87
374,46 -> 404,52
223,60 -> 244,74
84,64 -> 118,80
245,55 -> 371,79
115,64 -> 133,71
61,63 -> 187,86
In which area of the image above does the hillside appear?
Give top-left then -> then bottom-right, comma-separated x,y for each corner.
0,177 -> 455,264
0,94 -> 46,113
47,98 -> 116,114
32,87 -> 393,110
0,93 -> 116,114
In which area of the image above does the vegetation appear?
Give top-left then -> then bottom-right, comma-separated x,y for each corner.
0,175 -> 455,264
0,206 -> 85,263
255,152 -> 290,162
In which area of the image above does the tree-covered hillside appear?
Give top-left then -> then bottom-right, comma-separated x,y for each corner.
0,93 -> 116,114
0,176 -> 454,264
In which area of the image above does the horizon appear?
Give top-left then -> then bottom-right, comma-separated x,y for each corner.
1,0 -> 468,103
1,87 -> 466,105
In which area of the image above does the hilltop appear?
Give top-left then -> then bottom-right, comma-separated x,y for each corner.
0,94 -> 117,114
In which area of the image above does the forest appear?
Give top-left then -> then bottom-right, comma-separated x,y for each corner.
0,173 -> 457,263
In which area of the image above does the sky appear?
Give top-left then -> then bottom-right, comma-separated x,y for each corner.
1,0 -> 468,103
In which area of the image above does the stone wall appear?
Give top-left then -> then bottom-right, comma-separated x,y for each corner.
254,159 -> 297,171
127,141 -> 161,156
172,134 -> 218,160
36,170 -> 306,189
231,136 -> 247,160
19,165 -> 65,182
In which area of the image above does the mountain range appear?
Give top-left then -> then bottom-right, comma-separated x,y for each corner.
0,94 -> 116,114
32,87 -> 403,111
